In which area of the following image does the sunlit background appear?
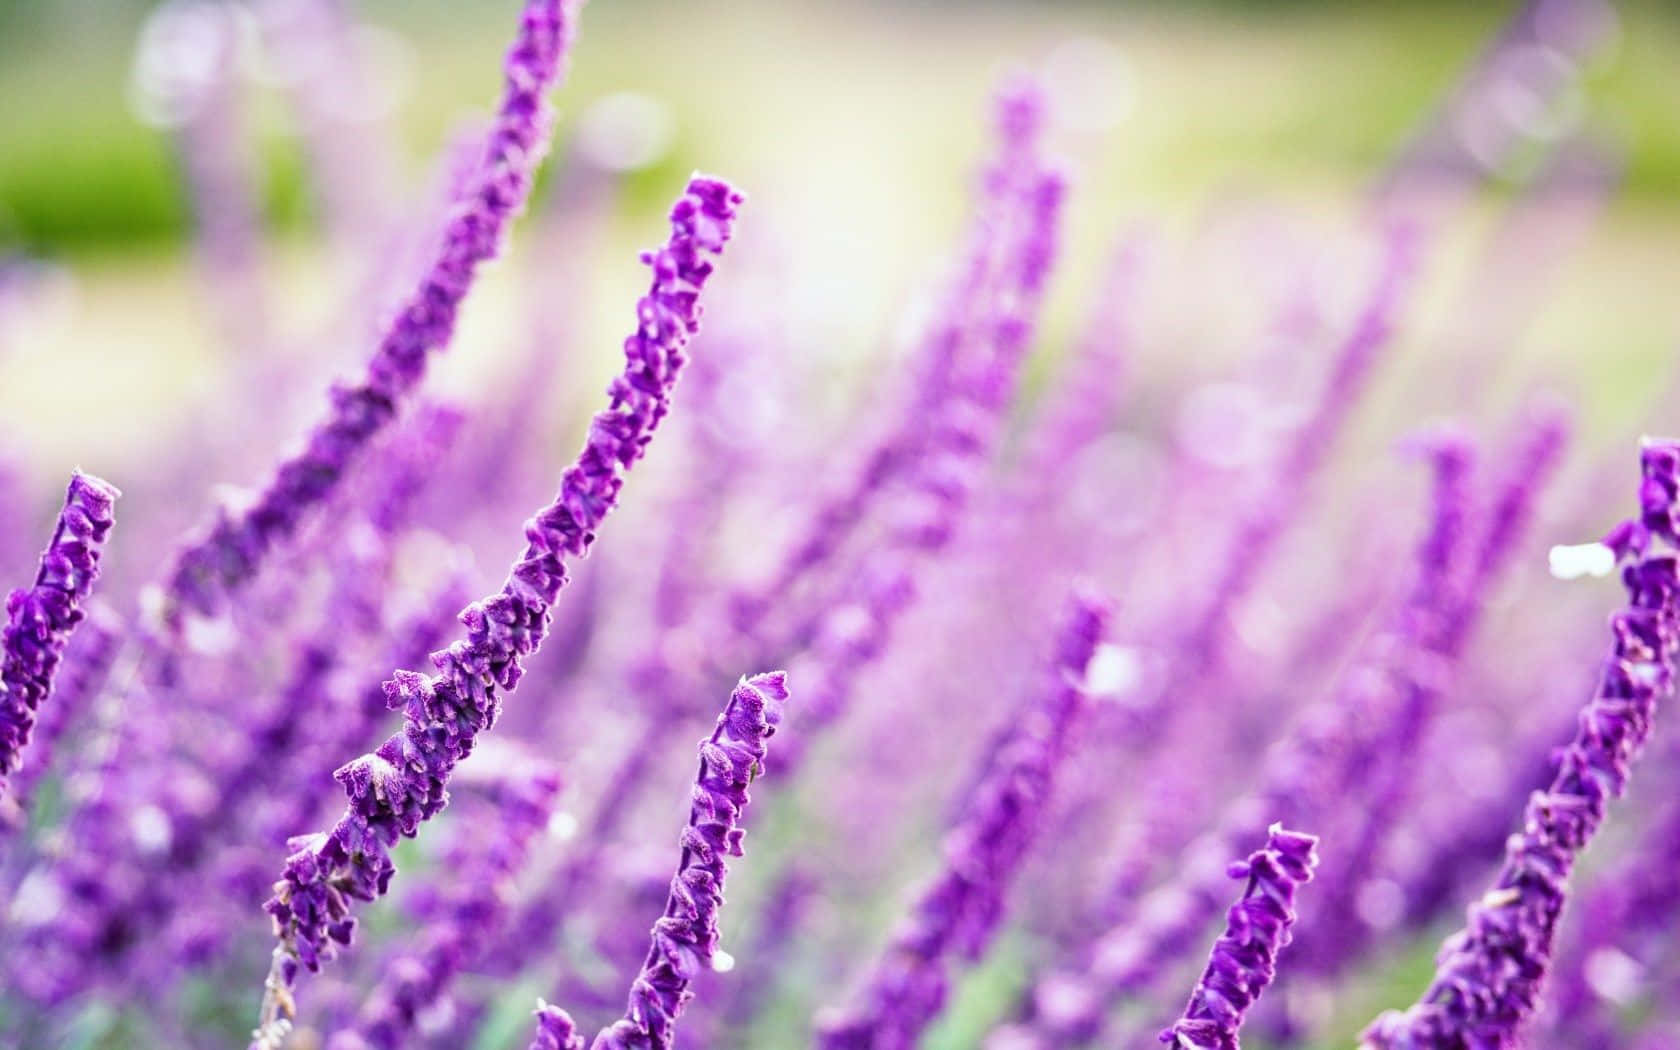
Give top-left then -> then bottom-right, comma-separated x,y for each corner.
4,1 -> 1679,475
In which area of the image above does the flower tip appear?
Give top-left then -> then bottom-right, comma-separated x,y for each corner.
531,999 -> 585,1050
684,172 -> 745,212
68,470 -> 122,508
742,669 -> 790,704
1264,822 -> 1320,877
1520,390 -> 1574,433
993,71 -> 1047,143
1395,421 -> 1475,467
1067,581 -> 1117,629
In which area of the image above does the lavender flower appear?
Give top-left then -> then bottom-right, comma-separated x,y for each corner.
1361,436 -> 1680,1049
133,0 -> 269,355
813,591 -> 1112,1050
254,0 -> 399,248
779,159 -> 1065,773
0,472 -> 119,802
329,759 -> 561,1050
6,600 -> 120,812
532,1001 -> 588,1050
727,77 -> 1052,649
991,430 -> 1486,1050
1176,221 -> 1417,679
581,670 -> 790,1050
1291,406 -> 1570,985
1158,824 -> 1319,1050
151,0 -> 581,638
252,173 -> 742,1044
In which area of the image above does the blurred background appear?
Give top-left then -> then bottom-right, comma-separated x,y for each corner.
3,2 -> 1680,1048
1,0 -> 1677,482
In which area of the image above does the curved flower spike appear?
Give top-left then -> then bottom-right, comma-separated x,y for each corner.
1361,436 -> 1680,1050
0,471 -> 120,801
251,172 -> 742,1047
532,1001 -> 587,1050
1159,824 -> 1320,1050
152,0 -> 581,641
585,671 -> 790,1050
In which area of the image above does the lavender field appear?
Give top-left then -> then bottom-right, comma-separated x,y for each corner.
2,1 -> 1680,1048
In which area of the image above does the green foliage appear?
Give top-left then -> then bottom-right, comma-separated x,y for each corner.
7,1 -> 1678,257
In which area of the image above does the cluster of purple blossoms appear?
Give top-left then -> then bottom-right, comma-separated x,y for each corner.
152,0 -> 581,638
4,1 -> 1679,1050
255,171 -> 743,1041
1159,824 -> 1319,1050
814,592 -> 1111,1050
1362,439 -> 1680,1049
578,671 -> 789,1050
0,473 -> 119,804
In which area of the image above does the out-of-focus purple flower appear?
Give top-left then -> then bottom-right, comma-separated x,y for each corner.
1290,406 -> 1569,989
328,758 -> 561,1050
1016,231 -> 1149,506
709,864 -> 818,1034
132,0 -> 269,355
991,430 -> 1483,1050
0,458 -> 30,578
252,173 -> 742,1045
1158,824 -> 1318,1050
1547,781 -> 1680,1041
727,77 -> 1053,650
1361,437 -> 1680,1050
1467,399 -> 1572,590
1175,221 -> 1418,681
778,132 -> 1064,776
1379,0 -> 1614,200
813,591 -> 1111,1050
0,471 -> 120,803
254,0 -> 401,249
150,0 -> 581,640
582,671 -> 789,1050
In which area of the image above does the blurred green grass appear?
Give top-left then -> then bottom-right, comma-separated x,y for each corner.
3,0 -> 1679,257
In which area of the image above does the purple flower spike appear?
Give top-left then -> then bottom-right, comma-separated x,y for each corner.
152,0 -> 582,640
814,590 -> 1113,1050
0,471 -> 119,802
252,173 -> 742,1047
330,760 -> 561,1050
1159,824 -> 1319,1050
584,671 -> 790,1050
532,1001 -> 587,1050
7,599 -> 120,811
1361,436 -> 1680,1050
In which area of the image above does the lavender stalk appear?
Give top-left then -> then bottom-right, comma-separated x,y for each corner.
571,671 -> 790,1050
1361,436 -> 1680,1049
151,0 -> 581,640
6,601 -> 120,813
328,759 -> 561,1050
727,78 -> 1052,651
1157,824 -> 1319,1050
813,591 -> 1111,1050
250,173 -> 742,1045
0,472 -> 120,805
